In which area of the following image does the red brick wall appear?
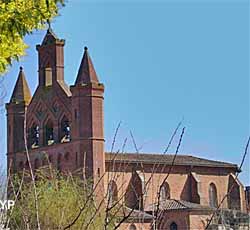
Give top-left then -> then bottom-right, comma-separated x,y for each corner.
105,162 -> 247,212
119,222 -> 151,230
159,210 -> 190,230
189,211 -> 211,230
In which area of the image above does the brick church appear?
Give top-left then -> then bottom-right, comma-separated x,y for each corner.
6,29 -> 250,229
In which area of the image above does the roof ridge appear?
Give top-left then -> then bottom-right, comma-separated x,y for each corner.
105,152 -> 239,170
105,151 -> 191,157
189,155 -> 237,165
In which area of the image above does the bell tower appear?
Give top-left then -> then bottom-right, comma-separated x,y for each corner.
36,28 -> 65,87
6,67 -> 31,173
70,47 -> 105,198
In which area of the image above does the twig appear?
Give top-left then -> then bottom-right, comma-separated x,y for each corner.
110,121 -> 122,154
23,107 -> 41,230
129,130 -> 146,224
205,136 -> 250,229
153,127 -> 186,229
104,122 -> 122,230
144,120 -> 183,197
113,207 -> 135,230
7,171 -> 27,229
63,169 -> 106,230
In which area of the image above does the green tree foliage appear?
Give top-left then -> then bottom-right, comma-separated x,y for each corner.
8,169 -> 117,230
0,0 -> 64,75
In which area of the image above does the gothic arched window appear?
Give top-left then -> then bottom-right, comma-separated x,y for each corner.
60,116 -> 70,143
125,171 -> 143,210
29,125 -> 39,148
209,183 -> 218,208
170,222 -> 178,230
107,180 -> 118,207
45,119 -> 54,145
160,182 -> 170,202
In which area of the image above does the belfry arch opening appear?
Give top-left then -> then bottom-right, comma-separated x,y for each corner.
44,119 -> 54,145
60,115 -> 70,143
29,123 -> 40,148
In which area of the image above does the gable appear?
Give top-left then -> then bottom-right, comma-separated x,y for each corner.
27,83 -> 72,128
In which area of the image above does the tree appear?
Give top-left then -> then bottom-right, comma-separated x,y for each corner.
7,168 -> 117,230
0,0 -> 64,75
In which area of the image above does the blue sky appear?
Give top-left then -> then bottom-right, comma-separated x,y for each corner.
0,0 -> 249,184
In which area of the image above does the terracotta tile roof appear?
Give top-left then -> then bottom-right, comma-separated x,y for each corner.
149,199 -> 212,211
105,152 -> 239,171
117,205 -> 153,221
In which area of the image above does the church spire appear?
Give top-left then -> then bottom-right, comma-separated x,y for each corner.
75,47 -> 99,85
10,67 -> 31,105
36,27 -> 65,86
41,26 -> 59,46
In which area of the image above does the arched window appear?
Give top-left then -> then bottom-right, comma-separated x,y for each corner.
129,224 -> 137,230
160,182 -> 170,202
57,154 -> 62,172
44,67 -> 52,86
45,119 -> 54,145
209,183 -> 218,208
29,124 -> 39,148
170,222 -> 178,230
125,171 -> 143,210
107,180 -> 118,207
60,116 -> 70,143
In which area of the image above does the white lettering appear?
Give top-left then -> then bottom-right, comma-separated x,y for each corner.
0,200 -> 15,210
7,200 -> 15,209
0,200 -> 7,210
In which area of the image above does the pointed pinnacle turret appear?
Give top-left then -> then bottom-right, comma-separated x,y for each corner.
40,25 -> 63,46
10,67 -> 31,105
75,46 -> 99,85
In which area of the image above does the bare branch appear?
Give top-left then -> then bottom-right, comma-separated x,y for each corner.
153,127 -> 186,228
23,107 -> 41,230
205,136 -> 250,229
